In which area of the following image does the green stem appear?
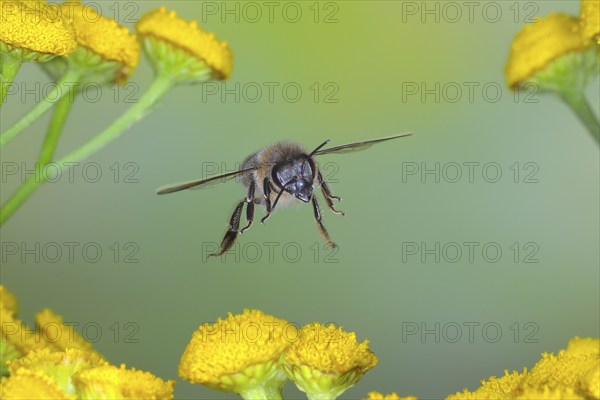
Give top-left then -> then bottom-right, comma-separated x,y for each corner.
0,54 -> 22,106
559,90 -> 600,144
0,73 -> 175,226
0,69 -> 81,146
55,72 -> 174,166
0,92 -> 77,227
39,90 -> 77,165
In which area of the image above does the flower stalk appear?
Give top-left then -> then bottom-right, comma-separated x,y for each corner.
559,87 -> 600,144
57,72 -> 175,165
0,6 -> 231,225
0,69 -> 81,146
0,72 -> 174,226
39,90 -> 78,165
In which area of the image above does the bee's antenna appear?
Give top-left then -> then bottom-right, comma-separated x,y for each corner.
309,140 -> 330,157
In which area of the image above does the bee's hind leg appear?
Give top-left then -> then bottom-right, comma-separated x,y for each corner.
312,196 -> 337,248
317,171 -> 345,216
209,201 -> 245,257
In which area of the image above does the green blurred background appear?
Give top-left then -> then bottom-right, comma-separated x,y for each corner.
1,1 -> 598,398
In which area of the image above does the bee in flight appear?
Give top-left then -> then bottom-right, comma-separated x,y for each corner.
157,133 -> 411,256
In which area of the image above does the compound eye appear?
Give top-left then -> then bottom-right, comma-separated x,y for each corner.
274,163 -> 294,188
301,159 -> 313,180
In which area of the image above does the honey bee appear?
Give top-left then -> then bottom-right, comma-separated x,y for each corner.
157,133 -> 411,256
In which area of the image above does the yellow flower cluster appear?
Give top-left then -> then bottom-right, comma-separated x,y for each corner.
504,13 -> 590,88
286,322 -> 378,374
179,310 -> 378,399
59,1 -> 139,75
283,322 -> 378,399
179,309 -> 294,391
504,2 -> 600,89
1,286 -> 93,362
0,286 -> 175,399
0,0 -> 77,58
136,6 -> 233,78
447,337 -> 600,399
503,0 -> 600,143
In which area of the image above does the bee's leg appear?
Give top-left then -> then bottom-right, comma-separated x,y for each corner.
261,183 -> 287,224
240,181 -> 255,234
209,201 -> 245,257
260,178 -> 272,223
312,196 -> 337,248
260,177 -> 279,224
317,171 -> 345,216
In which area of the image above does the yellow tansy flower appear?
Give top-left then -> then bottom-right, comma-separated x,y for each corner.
179,309 -> 295,399
366,391 -> 417,400
446,337 -> 600,400
580,0 -> 600,43
0,0 -> 76,103
0,291 -> 96,373
136,6 -> 233,79
447,370 -> 525,400
284,323 -> 378,400
72,364 -> 175,400
59,0 -> 139,81
0,368 -> 74,399
8,348 -> 107,395
504,13 -> 590,88
565,336 -> 600,356
504,12 -> 600,143
34,308 -> 93,353
0,0 -> 76,59
518,351 -> 599,394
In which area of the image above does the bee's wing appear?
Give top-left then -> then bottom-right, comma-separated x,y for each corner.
314,133 -> 412,156
156,167 -> 257,195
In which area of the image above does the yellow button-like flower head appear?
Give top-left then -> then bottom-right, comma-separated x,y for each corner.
179,309 -> 295,397
1,301 -> 96,376
0,368 -> 74,399
136,7 -> 233,80
518,350 -> 599,395
447,337 -> 600,399
8,348 -> 107,395
72,364 -> 175,400
504,13 -> 591,89
0,0 -> 76,61
447,370 -> 525,400
284,323 -> 378,400
580,0 -> 600,44
58,1 -> 139,83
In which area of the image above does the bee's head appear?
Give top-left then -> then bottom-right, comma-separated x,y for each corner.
273,156 -> 315,203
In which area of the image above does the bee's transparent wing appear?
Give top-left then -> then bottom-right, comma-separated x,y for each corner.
156,167 -> 257,195
313,133 -> 412,156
